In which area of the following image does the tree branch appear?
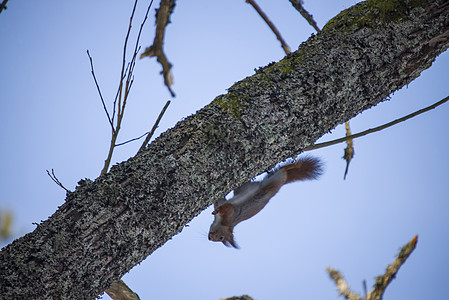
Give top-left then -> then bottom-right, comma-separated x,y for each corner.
87,50 -> 115,132
246,0 -> 291,54
0,1 -> 447,298
114,100 -> 170,148
289,0 -> 321,32
327,268 -> 363,300
138,100 -> 171,153
0,0 -> 8,14
100,0 -> 154,176
368,235 -> 418,300
327,236 -> 418,300
140,0 -> 176,97
304,95 -> 449,152
46,169 -> 71,193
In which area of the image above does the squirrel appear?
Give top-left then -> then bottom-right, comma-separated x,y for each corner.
208,156 -> 322,248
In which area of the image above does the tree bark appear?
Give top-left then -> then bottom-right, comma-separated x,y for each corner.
1,0 -> 448,298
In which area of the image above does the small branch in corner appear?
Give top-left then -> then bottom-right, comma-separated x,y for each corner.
0,0 -> 8,14
46,169 -> 71,193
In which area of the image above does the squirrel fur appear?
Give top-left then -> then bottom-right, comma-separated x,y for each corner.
208,156 -> 322,248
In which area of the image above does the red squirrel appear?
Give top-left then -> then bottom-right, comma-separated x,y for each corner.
208,156 -> 322,248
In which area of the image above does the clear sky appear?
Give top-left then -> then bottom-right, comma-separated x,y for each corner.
1,1 -> 448,299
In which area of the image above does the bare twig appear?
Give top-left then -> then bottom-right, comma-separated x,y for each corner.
116,0 -> 139,121
116,131 -> 150,147
46,169 -> 71,193
87,50 -> 115,132
304,95 -> 449,151
246,0 -> 291,54
141,0 -> 176,97
289,0 -> 321,32
328,236 -> 418,300
0,0 -> 8,14
101,0 -> 154,176
138,100 -> 171,152
327,268 -> 363,300
115,100 -> 170,148
115,101 -> 170,149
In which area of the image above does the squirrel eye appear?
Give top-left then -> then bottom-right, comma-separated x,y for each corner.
219,236 -> 224,241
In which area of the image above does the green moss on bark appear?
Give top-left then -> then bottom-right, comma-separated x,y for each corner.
323,0 -> 425,31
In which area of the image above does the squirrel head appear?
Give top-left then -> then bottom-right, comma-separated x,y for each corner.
208,224 -> 238,248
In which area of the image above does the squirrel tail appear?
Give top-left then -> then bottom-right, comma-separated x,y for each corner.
282,156 -> 323,184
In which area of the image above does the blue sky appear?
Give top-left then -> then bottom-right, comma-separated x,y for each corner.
1,1 -> 448,299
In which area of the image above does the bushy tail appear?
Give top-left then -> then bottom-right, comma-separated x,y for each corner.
282,156 -> 323,184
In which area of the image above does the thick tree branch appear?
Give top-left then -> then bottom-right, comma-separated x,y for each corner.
0,1 -> 448,298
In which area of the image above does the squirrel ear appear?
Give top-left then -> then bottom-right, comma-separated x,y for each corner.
223,233 -> 239,249
228,239 -> 239,249
224,238 -> 239,249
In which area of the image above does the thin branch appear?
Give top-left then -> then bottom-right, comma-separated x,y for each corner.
246,0 -> 291,54
327,268 -> 363,300
327,236 -> 418,300
304,95 -> 449,151
368,236 -> 418,299
87,50 -> 115,132
0,0 -> 8,14
116,131 -> 149,147
115,100 -> 170,148
129,0 -> 153,79
101,0 -> 154,176
289,0 -> 321,32
112,63 -> 130,126
138,100 -> 171,152
117,0 -> 138,119
46,169 -> 71,193
140,0 -> 176,97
